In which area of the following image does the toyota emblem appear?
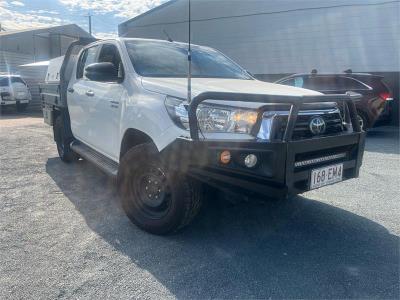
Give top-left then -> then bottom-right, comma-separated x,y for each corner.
309,116 -> 326,135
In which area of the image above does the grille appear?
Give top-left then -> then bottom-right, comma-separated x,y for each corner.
272,110 -> 344,140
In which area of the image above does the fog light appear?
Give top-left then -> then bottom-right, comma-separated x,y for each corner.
220,150 -> 231,164
244,154 -> 257,168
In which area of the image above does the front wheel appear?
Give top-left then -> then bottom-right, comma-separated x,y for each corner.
118,143 -> 203,235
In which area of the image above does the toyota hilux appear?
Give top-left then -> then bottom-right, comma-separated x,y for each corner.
40,38 -> 365,234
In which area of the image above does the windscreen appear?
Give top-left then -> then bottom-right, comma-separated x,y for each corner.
125,40 -> 251,79
0,77 -> 10,87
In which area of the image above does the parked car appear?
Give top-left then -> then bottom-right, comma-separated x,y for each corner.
0,74 -> 31,111
40,38 -> 365,235
275,71 -> 393,129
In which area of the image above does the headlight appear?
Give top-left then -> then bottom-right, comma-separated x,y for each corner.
165,96 -> 258,134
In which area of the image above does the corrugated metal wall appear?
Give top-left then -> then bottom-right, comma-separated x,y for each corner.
119,0 -> 400,124
119,0 -> 400,75
0,51 -> 46,111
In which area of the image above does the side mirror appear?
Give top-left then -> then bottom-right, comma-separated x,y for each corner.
84,62 -> 118,82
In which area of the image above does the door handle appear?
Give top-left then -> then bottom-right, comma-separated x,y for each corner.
67,87 -> 74,93
86,90 -> 94,97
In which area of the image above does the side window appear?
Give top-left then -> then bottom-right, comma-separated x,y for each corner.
294,76 -> 304,88
337,77 -> 368,90
76,45 -> 99,79
279,77 -> 304,88
98,44 -> 124,80
304,76 -> 335,91
280,78 -> 295,86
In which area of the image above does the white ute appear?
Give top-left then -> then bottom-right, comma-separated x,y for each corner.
0,74 -> 31,111
40,38 -> 365,234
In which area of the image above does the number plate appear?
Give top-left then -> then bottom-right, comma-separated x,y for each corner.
310,163 -> 343,190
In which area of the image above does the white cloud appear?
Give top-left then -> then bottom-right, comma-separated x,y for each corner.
94,31 -> 118,39
26,9 -> 60,15
0,1 -> 9,7
10,1 -> 24,6
0,3 -> 66,31
58,0 -> 167,19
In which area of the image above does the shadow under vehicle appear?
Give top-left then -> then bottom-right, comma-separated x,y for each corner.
45,156 -> 399,299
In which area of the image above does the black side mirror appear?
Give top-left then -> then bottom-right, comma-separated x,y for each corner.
85,62 -> 118,82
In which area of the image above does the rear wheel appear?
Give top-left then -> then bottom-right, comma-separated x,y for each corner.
53,116 -> 78,163
16,102 -> 28,112
118,143 -> 203,235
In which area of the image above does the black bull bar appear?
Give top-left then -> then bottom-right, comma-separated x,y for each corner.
164,92 -> 365,197
188,92 -> 362,140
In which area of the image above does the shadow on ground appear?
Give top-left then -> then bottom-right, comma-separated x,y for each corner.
0,109 -> 42,119
46,157 -> 399,299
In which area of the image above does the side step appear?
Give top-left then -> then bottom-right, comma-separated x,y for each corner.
70,141 -> 119,178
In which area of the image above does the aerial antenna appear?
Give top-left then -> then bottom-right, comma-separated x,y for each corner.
163,29 -> 173,42
187,0 -> 192,103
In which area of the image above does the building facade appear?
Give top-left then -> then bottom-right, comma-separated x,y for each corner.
119,0 -> 400,124
0,24 -> 92,111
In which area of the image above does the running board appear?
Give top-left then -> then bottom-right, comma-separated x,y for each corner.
70,141 -> 119,178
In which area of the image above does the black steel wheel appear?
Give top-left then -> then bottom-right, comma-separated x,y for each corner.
132,164 -> 172,219
118,143 -> 203,235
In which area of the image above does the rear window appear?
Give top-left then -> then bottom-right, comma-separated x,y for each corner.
354,76 -> 390,93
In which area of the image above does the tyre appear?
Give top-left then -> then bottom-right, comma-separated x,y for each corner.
118,143 -> 203,235
16,102 -> 28,112
53,116 -> 78,163
357,112 -> 369,130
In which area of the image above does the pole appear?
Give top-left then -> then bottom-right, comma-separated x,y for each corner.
87,13 -> 92,35
187,0 -> 192,103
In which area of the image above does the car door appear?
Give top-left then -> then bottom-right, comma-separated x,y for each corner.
86,43 -> 125,159
68,44 -> 101,143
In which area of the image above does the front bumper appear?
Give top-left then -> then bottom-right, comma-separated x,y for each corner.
163,91 -> 365,198
163,132 -> 365,198
0,99 -> 29,105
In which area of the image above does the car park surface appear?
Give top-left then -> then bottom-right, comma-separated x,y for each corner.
0,113 -> 399,299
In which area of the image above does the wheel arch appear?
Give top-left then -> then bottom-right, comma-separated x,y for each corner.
120,128 -> 156,160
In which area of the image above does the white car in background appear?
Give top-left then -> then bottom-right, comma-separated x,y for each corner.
0,74 -> 31,111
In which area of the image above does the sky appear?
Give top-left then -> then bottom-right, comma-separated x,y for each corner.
0,0 -> 169,38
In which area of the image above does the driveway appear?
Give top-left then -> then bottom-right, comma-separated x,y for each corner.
0,113 -> 399,299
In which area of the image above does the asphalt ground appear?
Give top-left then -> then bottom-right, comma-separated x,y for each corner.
0,113 -> 399,299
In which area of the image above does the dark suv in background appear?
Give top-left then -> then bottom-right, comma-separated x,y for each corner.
276,71 -> 393,129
